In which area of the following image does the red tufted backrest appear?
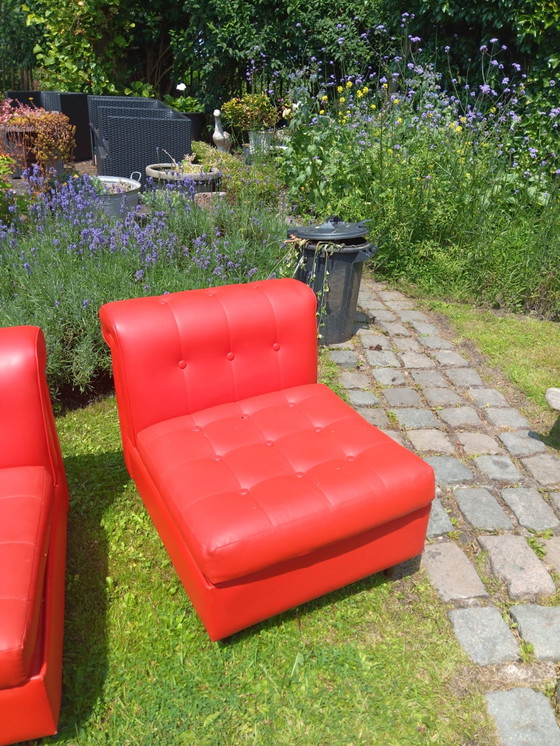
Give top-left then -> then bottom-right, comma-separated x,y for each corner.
0,325 -> 67,493
99,279 -> 319,448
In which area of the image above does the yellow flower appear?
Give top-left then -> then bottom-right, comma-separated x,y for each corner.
396,118 -> 403,124
319,109 -> 325,115
370,104 -> 377,110
321,95 -> 328,102
339,96 -> 346,103
393,98 -> 400,105
361,86 -> 369,94
337,85 -> 343,93
357,90 -> 363,98
346,80 -> 353,88
382,83 -> 388,90
459,116 -> 467,124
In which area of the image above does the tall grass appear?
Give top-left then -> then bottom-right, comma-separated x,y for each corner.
279,24 -> 560,318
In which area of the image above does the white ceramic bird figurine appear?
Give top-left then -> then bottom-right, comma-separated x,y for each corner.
212,109 -> 232,153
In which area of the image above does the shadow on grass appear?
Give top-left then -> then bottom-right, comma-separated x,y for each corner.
49,449 -> 128,742
220,554 -> 422,647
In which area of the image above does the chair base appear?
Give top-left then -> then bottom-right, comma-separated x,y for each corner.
0,491 -> 67,746
130,449 -> 431,641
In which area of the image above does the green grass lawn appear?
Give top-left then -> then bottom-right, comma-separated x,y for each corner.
421,299 -> 560,449
43,395 -> 495,745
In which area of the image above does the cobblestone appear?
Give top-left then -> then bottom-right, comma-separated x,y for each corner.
336,280 -> 560,738
498,430 -> 548,456
510,605 -> 560,661
448,606 -> 519,665
423,455 -> 475,484
501,488 -> 560,531
426,498 -> 453,537
455,487 -> 514,530
522,453 -> 560,486
456,432 -> 503,455
486,689 -> 560,745
478,535 -> 556,599
382,387 -> 423,407
475,455 -> 524,483
422,543 -> 488,601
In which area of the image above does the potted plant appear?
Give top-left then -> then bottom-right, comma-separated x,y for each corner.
89,174 -> 142,218
221,93 -> 278,153
0,98 -> 75,176
145,153 -> 220,193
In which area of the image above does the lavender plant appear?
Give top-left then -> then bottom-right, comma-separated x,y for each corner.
0,168 -> 287,394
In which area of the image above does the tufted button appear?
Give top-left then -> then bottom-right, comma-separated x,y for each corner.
273,343 -> 280,351
240,489 -> 249,496
347,456 -> 355,462
192,426 -> 201,432
159,299 -> 168,305
226,352 -> 234,361
314,427 -> 322,433
266,441 -> 273,446
178,360 -> 186,369
207,292 -> 215,297
240,414 -> 248,420
296,472 -> 304,478
212,456 -> 222,462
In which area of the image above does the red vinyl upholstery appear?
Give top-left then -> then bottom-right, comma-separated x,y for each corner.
0,326 -> 68,746
100,278 -> 435,640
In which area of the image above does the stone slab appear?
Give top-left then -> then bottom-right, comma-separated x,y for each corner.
377,321 -> 411,337
422,542 -> 488,601
498,431 -> 547,457
410,370 -> 449,388
484,407 -> 531,429
543,536 -> 560,574
431,350 -> 470,367
355,408 -> 390,429
423,456 -> 474,484
399,351 -> 435,369
474,455 -> 523,483
501,488 -> 560,531
370,310 -> 397,322
410,321 -> 441,336
423,387 -> 463,406
392,337 -> 421,353
346,390 -> 380,407
382,298 -> 414,309
456,432 -> 503,455
426,498 -> 453,537
364,349 -> 401,368
522,453 -> 560,486
468,388 -> 510,407
398,310 -> 429,323
418,335 -> 453,350
478,535 -> 556,599
370,368 -> 407,386
439,406 -> 485,429
486,688 -> 560,746
444,368 -> 484,387
359,331 -> 391,350
382,387 -> 422,407
328,350 -> 359,369
455,488 -> 513,530
407,429 -> 456,454
448,606 -> 518,665
339,371 -> 371,389
392,408 -> 441,430
510,605 -> 560,661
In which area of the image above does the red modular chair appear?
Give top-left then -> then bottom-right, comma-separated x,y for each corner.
100,278 -> 435,641
0,327 -> 68,745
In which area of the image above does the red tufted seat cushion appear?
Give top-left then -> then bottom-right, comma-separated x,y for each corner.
137,383 -> 433,585
0,466 -> 53,689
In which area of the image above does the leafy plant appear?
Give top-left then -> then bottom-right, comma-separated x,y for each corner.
0,99 -> 75,174
222,93 -> 278,130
